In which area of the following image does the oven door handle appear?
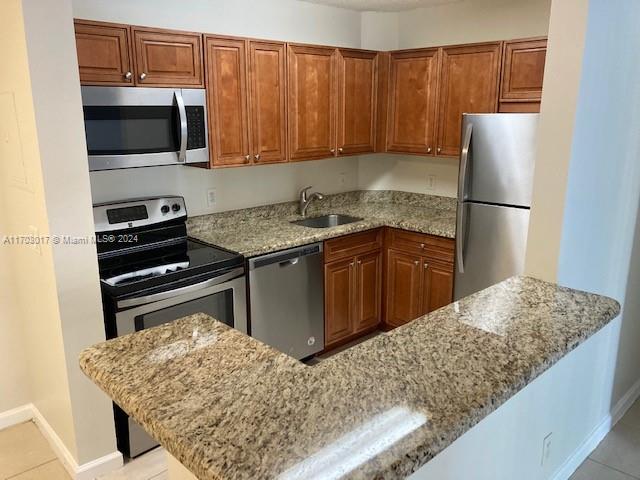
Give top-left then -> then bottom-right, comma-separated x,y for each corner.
116,267 -> 244,309
175,90 -> 188,163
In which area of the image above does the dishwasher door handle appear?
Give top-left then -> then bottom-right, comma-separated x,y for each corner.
249,242 -> 323,270
280,258 -> 299,267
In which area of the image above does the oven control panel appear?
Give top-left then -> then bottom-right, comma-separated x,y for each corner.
94,196 -> 187,233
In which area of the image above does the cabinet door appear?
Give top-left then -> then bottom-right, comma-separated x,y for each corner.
499,38 -> 547,113
386,49 -> 440,155
337,49 -> 377,155
287,45 -> 337,161
436,43 -> 502,157
205,36 -> 250,167
249,41 -> 287,164
354,251 -> 382,332
385,249 -> 423,328
133,28 -> 203,87
325,258 -> 354,347
421,261 -> 454,315
74,20 -> 134,86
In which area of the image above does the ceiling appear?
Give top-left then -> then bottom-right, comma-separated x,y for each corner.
298,0 -> 461,12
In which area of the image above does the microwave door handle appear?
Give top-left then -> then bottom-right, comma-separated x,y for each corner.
175,90 -> 187,163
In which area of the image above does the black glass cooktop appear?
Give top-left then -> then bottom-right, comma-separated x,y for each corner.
99,238 -> 243,297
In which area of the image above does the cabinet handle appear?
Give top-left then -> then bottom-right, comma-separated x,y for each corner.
245,155 -> 250,161
338,147 -> 344,153
255,154 -> 260,161
330,148 -> 336,154
427,147 -> 432,153
424,262 -> 429,269
124,71 -> 132,80
414,260 -> 419,266
437,147 -> 442,154
139,72 -> 147,81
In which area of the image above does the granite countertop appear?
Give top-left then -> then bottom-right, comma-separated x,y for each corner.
80,276 -> 619,480
186,191 -> 457,257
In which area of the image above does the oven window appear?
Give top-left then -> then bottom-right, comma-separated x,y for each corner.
84,106 -> 179,155
134,290 -> 235,331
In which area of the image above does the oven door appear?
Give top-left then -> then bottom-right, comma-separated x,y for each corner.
82,86 -> 208,171
113,268 -> 247,336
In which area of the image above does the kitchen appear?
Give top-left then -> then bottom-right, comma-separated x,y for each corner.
2,1 -> 640,480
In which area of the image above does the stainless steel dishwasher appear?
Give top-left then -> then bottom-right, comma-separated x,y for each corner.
248,243 -> 324,359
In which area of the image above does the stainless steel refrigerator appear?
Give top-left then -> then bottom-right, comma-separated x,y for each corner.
454,113 -> 539,300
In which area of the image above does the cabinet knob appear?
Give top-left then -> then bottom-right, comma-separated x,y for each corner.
357,260 -> 362,265
338,147 -> 344,153
414,260 -> 419,266
245,154 -> 250,161
427,147 -> 432,153
330,148 -> 336,154
139,72 -> 147,81
424,262 -> 429,269
255,154 -> 260,161
124,71 -> 132,80
437,147 -> 442,154
350,262 -> 355,267
420,243 -> 425,249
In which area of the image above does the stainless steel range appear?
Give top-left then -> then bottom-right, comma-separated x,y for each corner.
94,196 -> 246,457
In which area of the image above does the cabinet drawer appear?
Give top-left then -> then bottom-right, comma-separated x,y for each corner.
387,228 -> 454,263
324,229 -> 382,262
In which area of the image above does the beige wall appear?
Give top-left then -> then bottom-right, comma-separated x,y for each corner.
524,0 -> 589,281
0,0 -> 78,453
358,0 -> 552,198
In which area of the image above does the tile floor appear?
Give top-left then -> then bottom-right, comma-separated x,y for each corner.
1,397 -> 639,479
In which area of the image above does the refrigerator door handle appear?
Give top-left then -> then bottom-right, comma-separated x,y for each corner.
458,123 -> 473,201
456,123 -> 473,274
456,202 -> 466,274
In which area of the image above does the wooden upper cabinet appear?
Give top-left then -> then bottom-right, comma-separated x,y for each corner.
133,28 -> 203,87
499,38 -> 547,113
387,49 -> 440,155
74,20 -> 134,86
337,49 -> 377,156
436,42 -> 502,157
287,44 -> 337,161
249,41 -> 287,164
205,36 -> 250,167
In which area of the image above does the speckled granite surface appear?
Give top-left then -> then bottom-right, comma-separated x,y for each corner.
80,276 -> 619,480
187,191 -> 456,257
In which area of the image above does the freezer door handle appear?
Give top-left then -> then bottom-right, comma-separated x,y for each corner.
458,123 -> 473,202
456,202 -> 466,274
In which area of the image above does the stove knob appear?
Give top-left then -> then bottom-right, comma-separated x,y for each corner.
161,205 -> 170,214
172,203 -> 181,212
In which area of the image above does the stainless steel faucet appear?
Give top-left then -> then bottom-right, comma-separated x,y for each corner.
299,186 -> 325,217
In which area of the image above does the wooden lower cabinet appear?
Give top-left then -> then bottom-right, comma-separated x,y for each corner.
384,229 -> 454,328
324,232 -> 382,349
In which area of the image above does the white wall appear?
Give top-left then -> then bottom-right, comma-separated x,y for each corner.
357,0 -> 552,199
556,0 -> 640,408
74,0 -> 364,214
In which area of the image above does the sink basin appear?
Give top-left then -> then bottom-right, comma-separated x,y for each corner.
292,214 -> 363,229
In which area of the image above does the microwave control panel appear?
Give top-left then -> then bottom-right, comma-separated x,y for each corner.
186,106 -> 206,150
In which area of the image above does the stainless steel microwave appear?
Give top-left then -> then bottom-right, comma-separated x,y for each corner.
81,86 -> 209,171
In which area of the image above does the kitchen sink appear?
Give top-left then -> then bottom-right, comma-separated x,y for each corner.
291,214 -> 363,229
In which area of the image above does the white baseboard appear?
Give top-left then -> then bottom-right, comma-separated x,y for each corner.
551,376 -> 640,480
0,404 -> 33,431
0,403 -> 123,480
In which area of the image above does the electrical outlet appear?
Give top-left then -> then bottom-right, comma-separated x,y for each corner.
339,172 -> 347,187
541,432 -> 553,466
206,189 -> 216,207
426,174 -> 437,190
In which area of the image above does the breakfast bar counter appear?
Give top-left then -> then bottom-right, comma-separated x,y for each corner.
79,276 -> 619,480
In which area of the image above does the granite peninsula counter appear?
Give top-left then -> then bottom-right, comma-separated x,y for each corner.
186,191 -> 457,257
80,276 -> 619,480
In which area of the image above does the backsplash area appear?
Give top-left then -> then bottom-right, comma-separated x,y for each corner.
89,154 -> 458,216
